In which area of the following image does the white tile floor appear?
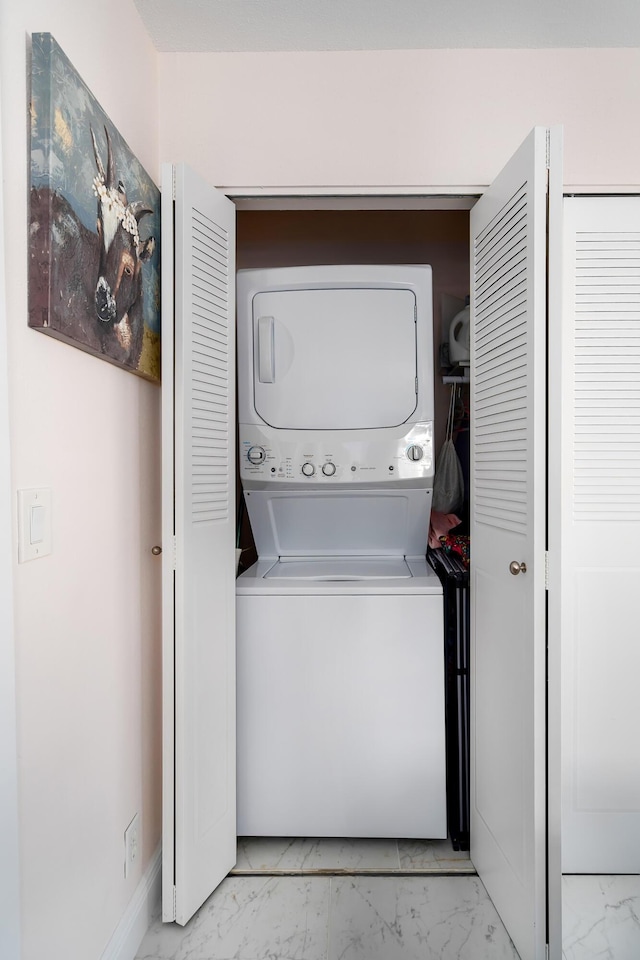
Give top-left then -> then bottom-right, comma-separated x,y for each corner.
232,837 -> 474,874
136,874 -> 520,960
134,840 -> 640,959
562,875 -> 640,960
135,838 -> 519,960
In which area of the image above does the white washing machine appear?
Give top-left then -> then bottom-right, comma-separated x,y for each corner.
236,265 -> 446,838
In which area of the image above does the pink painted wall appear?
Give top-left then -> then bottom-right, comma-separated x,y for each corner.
159,48 -> 640,190
0,3 -> 161,959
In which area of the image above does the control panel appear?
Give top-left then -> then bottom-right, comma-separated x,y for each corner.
239,423 -> 434,485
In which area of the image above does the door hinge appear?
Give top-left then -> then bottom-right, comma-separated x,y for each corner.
172,535 -> 178,570
544,550 -> 549,591
173,884 -> 177,918
545,943 -> 549,960
172,166 -> 177,201
415,376 -> 419,395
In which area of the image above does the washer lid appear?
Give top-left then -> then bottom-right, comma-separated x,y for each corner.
264,557 -> 412,581
252,287 -> 417,430
244,489 -> 432,559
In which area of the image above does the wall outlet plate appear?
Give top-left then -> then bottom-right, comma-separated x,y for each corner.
124,812 -> 140,879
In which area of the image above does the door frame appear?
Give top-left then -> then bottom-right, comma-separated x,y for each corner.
546,136 -> 565,958
235,179 -> 562,950
178,174 -> 566,953
231,192 -> 479,211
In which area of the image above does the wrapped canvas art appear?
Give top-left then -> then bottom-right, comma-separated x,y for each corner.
29,33 -> 161,381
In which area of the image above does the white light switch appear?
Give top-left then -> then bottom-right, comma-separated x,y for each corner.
18,488 -> 52,562
30,505 -> 45,543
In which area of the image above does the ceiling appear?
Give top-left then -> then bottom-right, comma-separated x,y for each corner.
134,0 -> 640,53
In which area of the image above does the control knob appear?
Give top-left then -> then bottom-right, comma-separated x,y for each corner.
247,445 -> 266,464
322,462 -> 336,477
406,444 -> 424,462
301,462 -> 315,477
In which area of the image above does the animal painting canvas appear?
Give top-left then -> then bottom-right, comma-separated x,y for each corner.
29,33 -> 160,381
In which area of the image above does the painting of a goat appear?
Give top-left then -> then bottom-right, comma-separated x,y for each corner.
29,33 -> 160,381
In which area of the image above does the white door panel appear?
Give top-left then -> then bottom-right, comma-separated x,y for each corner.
561,197 -> 640,873
162,163 -> 237,925
471,127 -> 558,960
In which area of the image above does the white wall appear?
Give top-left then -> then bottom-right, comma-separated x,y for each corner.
159,48 -> 640,190
0,3 -> 162,959
0,75 -> 21,960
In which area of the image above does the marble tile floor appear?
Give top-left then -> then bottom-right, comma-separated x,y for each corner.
232,837 -> 474,875
135,841 -> 640,960
136,874 -> 520,960
562,874 -> 640,960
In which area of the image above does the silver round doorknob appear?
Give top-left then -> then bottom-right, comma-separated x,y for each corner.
151,546 -> 162,556
509,560 -> 527,575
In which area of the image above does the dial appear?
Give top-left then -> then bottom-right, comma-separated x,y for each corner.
322,462 -> 336,477
247,445 -> 266,464
301,462 -> 315,477
406,444 -> 424,462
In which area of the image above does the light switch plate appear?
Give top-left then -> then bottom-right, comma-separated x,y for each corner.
18,488 -> 52,562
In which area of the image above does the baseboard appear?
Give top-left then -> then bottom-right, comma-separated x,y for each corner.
101,844 -> 162,960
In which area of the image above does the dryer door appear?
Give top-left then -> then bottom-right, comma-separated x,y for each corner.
253,287 -> 418,429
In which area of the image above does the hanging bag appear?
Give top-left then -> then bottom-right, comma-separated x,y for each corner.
432,386 -> 464,514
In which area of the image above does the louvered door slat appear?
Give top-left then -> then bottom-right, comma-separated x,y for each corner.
572,229 -> 640,520
474,264 -> 527,311
474,361 -> 527,389
473,186 -> 530,533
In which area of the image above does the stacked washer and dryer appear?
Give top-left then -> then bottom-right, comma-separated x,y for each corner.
236,264 -> 446,839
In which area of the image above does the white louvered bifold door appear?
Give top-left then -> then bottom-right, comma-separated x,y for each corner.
161,163 -> 236,925
470,128 -> 559,960
560,197 -> 640,874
